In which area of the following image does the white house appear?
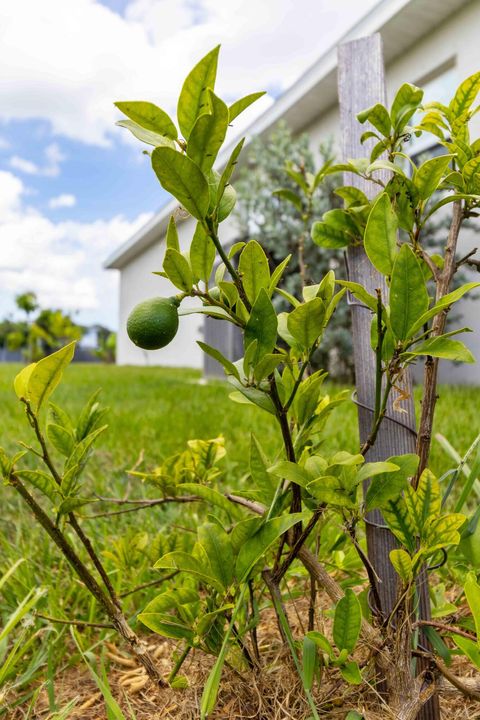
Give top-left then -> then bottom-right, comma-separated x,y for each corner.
105,0 -> 480,383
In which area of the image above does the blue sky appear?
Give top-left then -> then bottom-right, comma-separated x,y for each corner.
0,0 -> 378,330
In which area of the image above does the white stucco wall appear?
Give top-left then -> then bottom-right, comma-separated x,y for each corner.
117,213 -> 239,366
303,0 -> 480,384
114,0 -> 480,381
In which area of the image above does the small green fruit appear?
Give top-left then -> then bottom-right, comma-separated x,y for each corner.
127,296 -> 179,350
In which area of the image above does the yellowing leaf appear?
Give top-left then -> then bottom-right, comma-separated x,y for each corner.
22,343 -> 76,412
14,363 -> 36,400
389,549 -> 413,582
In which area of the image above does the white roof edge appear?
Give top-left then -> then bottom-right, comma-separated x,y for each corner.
104,0 -> 466,269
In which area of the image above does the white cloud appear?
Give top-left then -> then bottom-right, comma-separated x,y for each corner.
0,136 -> 10,150
0,0 -> 379,147
48,193 -> 76,209
43,142 -> 66,177
9,155 -> 38,175
0,170 -> 151,326
8,142 -> 66,177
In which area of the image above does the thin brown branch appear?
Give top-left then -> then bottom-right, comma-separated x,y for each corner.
24,401 -> 119,605
36,612 -> 114,629
456,246 -> 478,270
416,199 -> 464,483
272,507 -> 323,582
414,619 -> 477,641
433,657 -> 480,700
119,572 -> 178,598
10,474 -> 166,688
85,496 -> 199,519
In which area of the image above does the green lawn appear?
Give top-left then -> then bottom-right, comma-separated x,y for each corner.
0,362 -> 477,475
0,362 -> 479,712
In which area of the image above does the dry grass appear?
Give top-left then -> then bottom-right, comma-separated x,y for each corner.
7,595 -> 480,719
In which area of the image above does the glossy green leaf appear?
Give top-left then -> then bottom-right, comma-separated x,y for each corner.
115,101 -> 177,139
216,138 -> 245,204
390,83 -> 424,129
269,255 -> 292,294
244,288 -> 278,360
408,282 -> 480,336
334,186 -> 369,208
268,460 -> 311,488
403,337 -> 475,363
249,435 -> 277,503
235,513 -> 309,581
217,182 -> 236,221
365,454 -> 419,511
386,175 -> 418,232
287,298 -> 325,349
229,91 -> 266,121
339,661 -> 362,685
253,353 -> 283,382
364,193 -> 398,276
311,221 -> 351,248
190,223 -> 215,283
115,119 -> 176,148
163,248 -> 193,292
166,216 -> 180,250
453,634 -> 480,669
414,155 -> 453,200
336,280 -> 377,311
197,341 -> 239,379
390,244 -> 429,340
464,572 -> 480,640
238,240 -> 270,304
177,45 -> 219,140
357,103 -> 391,136
273,188 -> 303,211
355,461 -> 399,486
154,550 -> 223,592
389,549 -> 413,582
333,589 -> 361,653
198,523 -> 234,589
151,147 -> 209,220
179,305 -> 231,320
187,91 -> 229,172
178,483 -> 242,520
228,379 -> 276,415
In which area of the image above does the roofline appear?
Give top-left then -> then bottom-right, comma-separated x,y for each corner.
105,0 -> 469,269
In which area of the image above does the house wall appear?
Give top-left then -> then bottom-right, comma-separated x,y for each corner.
116,0 -> 480,381
303,0 -> 480,384
117,213 -> 239,366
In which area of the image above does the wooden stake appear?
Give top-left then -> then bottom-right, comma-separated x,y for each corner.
337,34 -> 439,720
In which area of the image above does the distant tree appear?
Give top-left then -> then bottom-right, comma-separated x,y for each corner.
30,309 -> 83,360
15,291 -> 38,318
235,121 -> 354,380
0,293 -> 84,362
93,326 -> 117,363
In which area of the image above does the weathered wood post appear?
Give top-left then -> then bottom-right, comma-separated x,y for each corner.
337,34 -> 439,720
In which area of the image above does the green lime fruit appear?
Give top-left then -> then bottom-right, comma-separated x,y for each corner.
127,296 -> 180,350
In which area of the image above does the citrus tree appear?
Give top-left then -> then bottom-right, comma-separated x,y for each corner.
2,48 -> 480,720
